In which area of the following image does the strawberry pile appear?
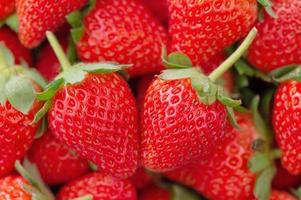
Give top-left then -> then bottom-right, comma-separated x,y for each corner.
1,0 -> 301,200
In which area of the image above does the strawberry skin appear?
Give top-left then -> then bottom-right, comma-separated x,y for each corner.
0,27 -> 32,66
166,113 -> 258,200
140,0 -> 168,26
48,73 -> 139,179
273,80 -> 301,175
0,176 -> 31,199
248,0 -> 301,73
28,130 -> 90,185
16,0 -> 87,48
0,0 -> 15,20
168,0 -> 257,66
140,186 -> 170,200
57,172 -> 137,200
131,168 -> 152,189
141,78 -> 231,172
268,191 -> 297,200
76,0 -> 168,77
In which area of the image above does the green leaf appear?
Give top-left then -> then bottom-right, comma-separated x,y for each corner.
172,185 -> 200,200
257,0 -> 272,7
254,165 -> 276,200
159,68 -> 202,81
217,95 -> 241,108
35,117 -> 47,139
72,195 -> 93,200
77,62 -> 129,73
71,26 -> 84,43
5,76 -> 35,114
36,78 -> 64,101
66,11 -> 82,28
32,100 -> 52,124
5,14 -> 19,32
269,65 -> 300,82
23,69 -> 48,89
235,59 -> 255,76
226,107 -> 240,129
0,43 -> 15,66
0,75 -> 7,104
248,152 -> 271,173
60,67 -> 86,84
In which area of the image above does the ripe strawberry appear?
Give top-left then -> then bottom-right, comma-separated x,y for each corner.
36,32 -> 139,179
140,186 -> 170,200
165,113 -> 259,200
16,0 -> 87,48
0,0 -> 15,20
268,191 -> 297,200
0,27 -> 32,66
248,0 -> 301,73
56,172 -> 137,200
28,130 -> 90,185
0,175 -> 31,199
140,0 -> 168,26
273,80 -> 301,175
131,168 -> 152,189
76,0 -> 168,77
168,0 -> 257,66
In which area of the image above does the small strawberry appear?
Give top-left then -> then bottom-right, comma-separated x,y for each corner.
56,172 -> 137,200
140,0 -> 168,26
141,29 -> 257,172
28,129 -> 90,185
168,0 -> 257,66
0,44 -> 45,177
34,32 -> 139,179
0,27 -> 32,66
76,0 -> 168,77
131,168 -> 152,189
248,0 -> 301,73
0,0 -> 15,20
0,175 -> 31,199
16,0 -> 87,48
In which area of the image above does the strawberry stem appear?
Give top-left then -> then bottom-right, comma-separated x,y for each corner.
208,28 -> 258,82
46,31 -> 71,71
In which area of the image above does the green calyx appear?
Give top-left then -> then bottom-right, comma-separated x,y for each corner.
0,13 -> 19,32
269,64 -> 301,83
0,43 -> 46,115
257,0 -> 277,19
15,159 -> 55,200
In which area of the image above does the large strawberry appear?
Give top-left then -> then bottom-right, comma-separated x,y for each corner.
141,29 -> 257,172
0,44 -> 45,177
76,0 -> 168,77
16,0 -> 87,48
34,32 -> 139,179
0,175 -> 31,199
0,27 -> 32,66
0,0 -> 15,20
248,0 -> 301,73
28,130 -> 90,185
140,0 -> 168,26
56,172 -> 137,200
168,0 -> 257,66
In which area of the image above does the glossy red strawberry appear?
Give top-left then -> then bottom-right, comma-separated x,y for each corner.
165,113 -> 259,200
248,0 -> 301,73
16,0 -> 87,48
76,0 -> 168,77
273,80 -> 301,175
28,130 -> 90,185
140,186 -> 170,200
0,27 -> 32,66
168,0 -> 257,66
0,0 -> 15,20
0,176 -> 31,199
140,0 -> 168,26
56,172 -> 137,200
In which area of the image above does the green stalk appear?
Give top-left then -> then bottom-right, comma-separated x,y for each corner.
46,31 -> 71,71
208,27 -> 258,82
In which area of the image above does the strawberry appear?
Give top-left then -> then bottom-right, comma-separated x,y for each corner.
247,0 -> 301,73
168,0 -> 257,66
141,29 -> 257,172
165,113 -> 259,200
140,186 -> 170,200
28,130 -> 90,185
0,175 -> 31,199
131,168 -> 152,189
34,32 -> 139,179
76,0 -> 168,77
0,0 -> 15,20
0,44 -> 45,177
268,191 -> 297,200
0,27 -> 32,66
56,172 -> 137,200
16,0 -> 87,48
273,80 -> 301,175
140,0 -> 168,26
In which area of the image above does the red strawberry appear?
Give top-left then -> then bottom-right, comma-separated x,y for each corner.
273,80 -> 301,175
268,191 -> 297,200
0,27 -> 32,66
131,168 -> 152,189
140,0 -> 168,26
0,0 -> 15,20
76,0 -> 168,77
248,0 -> 301,73
140,186 -> 170,200
168,0 -> 257,66
56,172 -> 137,200
0,175 -> 31,199
165,113 -> 259,200
16,0 -> 87,48
28,130 -> 90,185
